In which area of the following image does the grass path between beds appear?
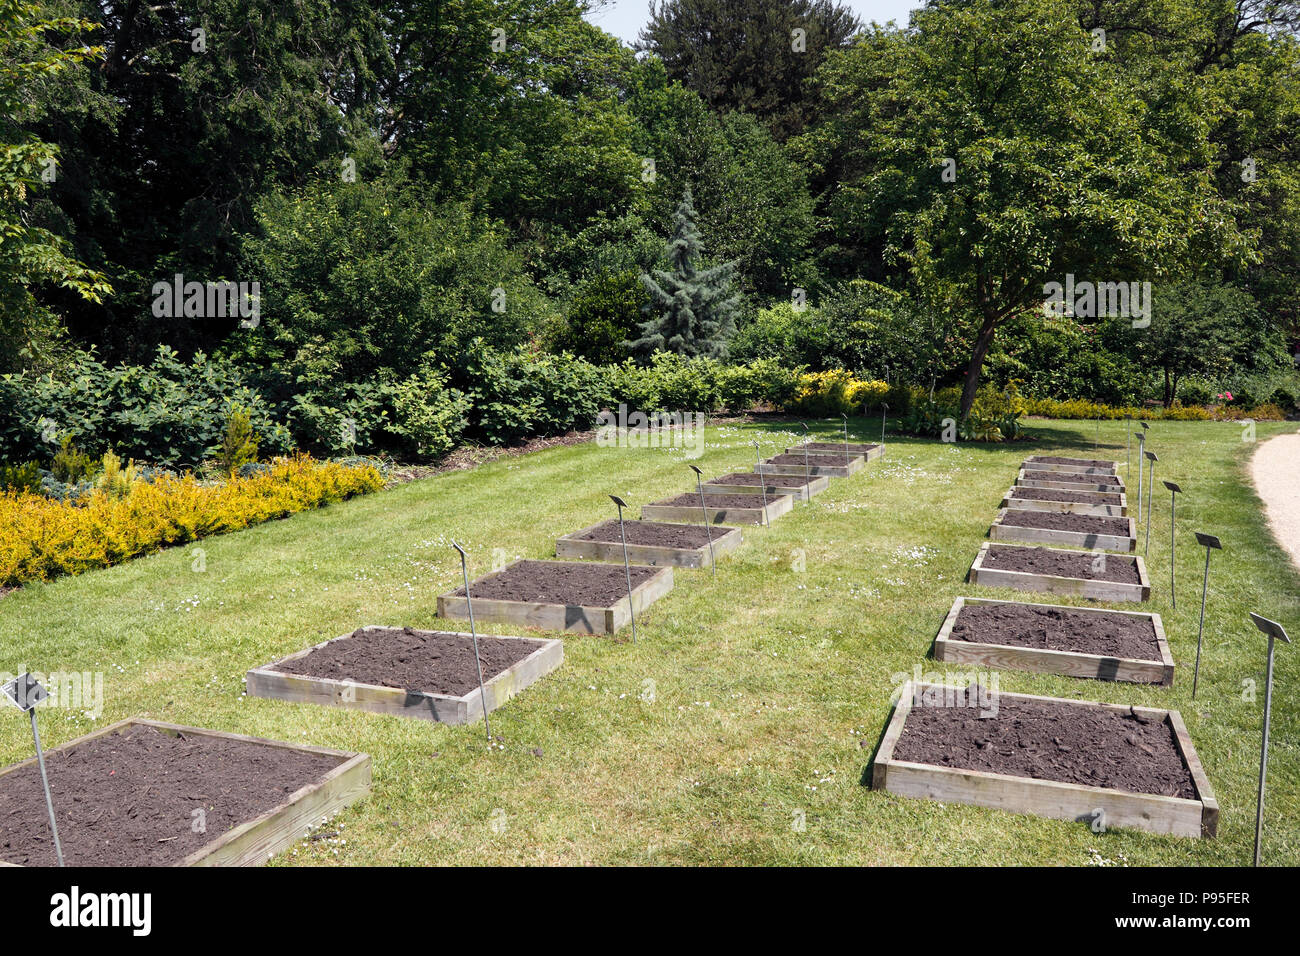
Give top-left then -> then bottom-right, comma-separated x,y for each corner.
1,417 -> 1297,866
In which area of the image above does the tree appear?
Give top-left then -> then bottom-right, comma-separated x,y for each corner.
0,0 -> 109,371
637,0 -> 860,140
630,186 -> 739,359
797,0 -> 1255,418
1141,280 -> 1283,405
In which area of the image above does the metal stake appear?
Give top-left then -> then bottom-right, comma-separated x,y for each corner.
841,413 -> 849,466
1248,613 -> 1290,866
451,541 -> 491,741
752,440 -> 769,524
881,403 -> 889,450
1124,414 -> 1132,477
4,674 -> 63,866
1143,449 -> 1158,556
688,464 -> 716,575
1163,480 -> 1181,608
1191,532 -> 1221,699
1136,427 -> 1146,522
609,495 -> 637,643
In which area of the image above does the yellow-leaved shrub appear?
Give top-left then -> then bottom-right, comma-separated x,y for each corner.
0,455 -> 383,587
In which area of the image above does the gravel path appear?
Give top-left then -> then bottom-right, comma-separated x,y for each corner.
1250,430 -> 1300,570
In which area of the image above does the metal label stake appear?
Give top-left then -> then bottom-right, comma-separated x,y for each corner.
3,674 -> 63,866
688,464 -> 716,576
881,402 -> 890,450
1191,532 -> 1222,699
1162,480 -> 1182,607
1143,449 -> 1158,556
1136,422 -> 1149,522
840,413 -> 849,466
1124,414 -> 1132,476
451,541 -> 491,741
1248,613 -> 1290,867
609,495 -> 637,642
752,440 -> 769,523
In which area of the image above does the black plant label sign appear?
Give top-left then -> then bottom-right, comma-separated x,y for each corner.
2,673 -> 48,713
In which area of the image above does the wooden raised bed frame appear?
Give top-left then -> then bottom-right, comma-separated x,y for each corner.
641,493 -> 793,527
1022,458 -> 1118,476
555,520 -> 743,568
702,475 -> 829,501
436,559 -> 674,635
1001,487 -> 1128,518
872,682 -> 1217,838
990,507 -> 1137,552
968,542 -> 1151,602
246,626 -> 564,722
755,457 -> 863,479
0,718 -> 371,867
785,442 -> 885,463
933,596 -> 1174,685
1017,469 -> 1125,494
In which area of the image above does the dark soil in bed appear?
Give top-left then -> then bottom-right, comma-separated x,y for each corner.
1023,470 -> 1123,487
765,453 -> 858,466
999,510 -> 1131,536
569,519 -> 735,548
982,545 -> 1141,583
707,472 -> 814,488
451,559 -> 659,605
657,492 -> 772,509
795,442 -> 879,454
951,603 -> 1160,660
1025,456 -> 1114,468
0,723 -> 341,866
273,627 -> 543,695
1010,487 -> 1123,505
893,689 -> 1195,798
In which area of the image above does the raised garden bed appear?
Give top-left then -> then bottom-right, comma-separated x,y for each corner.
1017,469 -> 1125,493
872,682 -> 1216,837
1022,456 -> 1118,476
703,472 -> 829,501
641,492 -> 793,526
0,719 -> 370,866
556,519 -> 742,568
990,507 -> 1137,552
755,453 -> 863,478
246,626 -> 563,722
785,441 -> 884,462
437,559 -> 673,635
933,597 -> 1173,684
968,542 -> 1150,602
1002,486 -> 1127,518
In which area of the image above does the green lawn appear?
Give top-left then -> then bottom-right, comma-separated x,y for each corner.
2,417 -> 1297,866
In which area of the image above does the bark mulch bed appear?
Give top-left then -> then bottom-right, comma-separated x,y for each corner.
950,602 -> 1160,660
656,492 -> 772,509
982,545 -> 1141,584
998,511 -> 1131,536
1023,470 -> 1123,487
1010,487 -> 1123,505
708,472 -> 815,488
449,559 -> 659,605
0,723 -> 342,866
271,627 -> 544,697
567,519 -> 732,549
892,689 -> 1195,798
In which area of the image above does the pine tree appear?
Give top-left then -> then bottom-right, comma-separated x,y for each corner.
629,187 -> 739,359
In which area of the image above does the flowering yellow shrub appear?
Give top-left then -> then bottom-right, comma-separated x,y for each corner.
1021,397 -> 1283,422
0,456 -> 383,587
787,372 -> 895,416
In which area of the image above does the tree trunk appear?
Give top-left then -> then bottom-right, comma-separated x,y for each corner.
1163,367 -> 1173,407
959,311 -> 1000,419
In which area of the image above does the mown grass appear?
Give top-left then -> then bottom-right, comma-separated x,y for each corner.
1,417 -> 1296,866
